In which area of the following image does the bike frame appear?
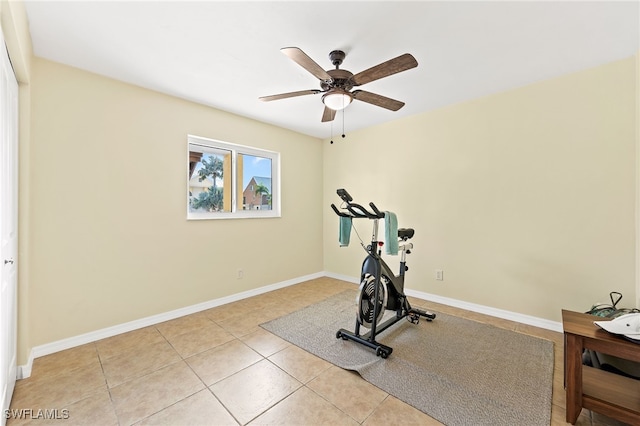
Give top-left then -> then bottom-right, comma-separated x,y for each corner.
361,218 -> 410,306
356,218 -> 413,344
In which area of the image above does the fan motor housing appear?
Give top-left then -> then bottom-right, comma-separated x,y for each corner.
321,69 -> 354,91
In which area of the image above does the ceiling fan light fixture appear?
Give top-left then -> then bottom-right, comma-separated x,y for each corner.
322,89 -> 352,111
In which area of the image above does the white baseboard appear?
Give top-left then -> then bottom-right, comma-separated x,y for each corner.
325,271 -> 562,332
324,271 -> 359,284
17,271 -> 324,379
17,270 -> 562,379
403,288 -> 563,333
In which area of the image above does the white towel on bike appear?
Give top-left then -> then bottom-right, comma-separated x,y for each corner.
384,211 -> 398,255
339,216 -> 351,247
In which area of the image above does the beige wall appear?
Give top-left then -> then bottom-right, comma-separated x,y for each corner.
324,56 -> 637,322
25,58 -> 323,361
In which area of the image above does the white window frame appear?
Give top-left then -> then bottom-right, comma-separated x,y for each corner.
187,134 -> 281,220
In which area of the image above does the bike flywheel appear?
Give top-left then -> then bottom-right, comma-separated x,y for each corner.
356,273 -> 387,328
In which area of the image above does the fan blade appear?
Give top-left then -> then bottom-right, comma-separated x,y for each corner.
352,90 -> 405,111
259,89 -> 321,102
350,53 -> 418,86
281,47 -> 332,82
321,106 -> 336,122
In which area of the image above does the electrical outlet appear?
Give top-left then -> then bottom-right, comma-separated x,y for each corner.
435,269 -> 444,281
237,269 -> 244,279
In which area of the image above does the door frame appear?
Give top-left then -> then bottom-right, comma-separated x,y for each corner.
0,26 -> 19,424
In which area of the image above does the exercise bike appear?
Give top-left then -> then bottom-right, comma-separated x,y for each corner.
331,189 -> 436,358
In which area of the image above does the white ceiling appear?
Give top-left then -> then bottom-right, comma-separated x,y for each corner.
23,1 -> 639,139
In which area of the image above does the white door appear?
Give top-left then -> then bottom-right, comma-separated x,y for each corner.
0,28 -> 19,425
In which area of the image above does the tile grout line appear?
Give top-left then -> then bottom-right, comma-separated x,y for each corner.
93,341 -> 122,426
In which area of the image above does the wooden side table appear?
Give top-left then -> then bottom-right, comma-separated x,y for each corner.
562,310 -> 640,424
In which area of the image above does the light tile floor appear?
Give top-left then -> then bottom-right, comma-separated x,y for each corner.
7,277 -> 630,425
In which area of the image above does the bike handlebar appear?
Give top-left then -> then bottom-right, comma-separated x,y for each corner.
331,189 -> 385,219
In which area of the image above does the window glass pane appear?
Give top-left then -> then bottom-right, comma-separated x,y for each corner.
187,135 -> 280,220
240,154 -> 272,211
188,149 -> 231,213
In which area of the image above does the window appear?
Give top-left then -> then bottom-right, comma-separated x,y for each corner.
187,135 -> 280,219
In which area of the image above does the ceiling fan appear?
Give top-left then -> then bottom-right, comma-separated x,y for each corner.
259,47 -> 418,122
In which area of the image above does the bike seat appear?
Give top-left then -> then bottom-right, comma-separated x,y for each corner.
398,228 -> 414,240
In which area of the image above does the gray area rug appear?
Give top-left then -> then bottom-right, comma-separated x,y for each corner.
261,290 -> 554,426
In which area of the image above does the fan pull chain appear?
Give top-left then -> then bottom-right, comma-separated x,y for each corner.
330,109 -> 347,144
330,120 -> 334,144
